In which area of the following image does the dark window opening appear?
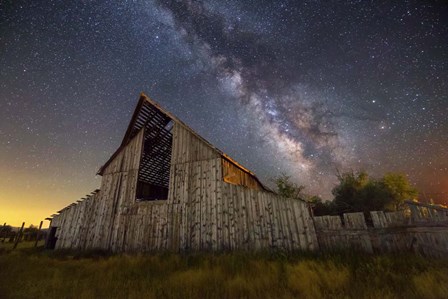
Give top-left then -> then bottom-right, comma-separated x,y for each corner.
137,181 -> 169,201
45,227 -> 58,249
136,104 -> 173,201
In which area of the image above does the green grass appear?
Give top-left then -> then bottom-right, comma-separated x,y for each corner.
0,240 -> 45,250
0,243 -> 447,299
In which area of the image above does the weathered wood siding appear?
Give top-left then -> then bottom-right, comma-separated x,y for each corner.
170,123 -> 219,165
51,128 -> 144,250
49,122 -> 318,252
314,206 -> 448,258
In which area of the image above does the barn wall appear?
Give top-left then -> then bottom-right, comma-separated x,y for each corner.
50,122 -> 318,252
51,191 -> 101,250
170,122 -> 219,166
51,128 -> 144,250
106,156 -> 318,252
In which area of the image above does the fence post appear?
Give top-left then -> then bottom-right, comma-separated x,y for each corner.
34,221 -> 43,248
13,222 -> 25,249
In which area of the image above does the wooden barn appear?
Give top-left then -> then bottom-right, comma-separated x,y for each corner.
47,93 -> 318,252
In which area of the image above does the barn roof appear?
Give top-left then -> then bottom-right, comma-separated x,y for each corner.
97,93 -> 271,191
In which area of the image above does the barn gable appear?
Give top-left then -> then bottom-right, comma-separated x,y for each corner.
99,93 -> 268,200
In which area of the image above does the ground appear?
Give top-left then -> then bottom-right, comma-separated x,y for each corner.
0,241 -> 447,299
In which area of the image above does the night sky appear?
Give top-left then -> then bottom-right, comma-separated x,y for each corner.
1,1 -> 447,226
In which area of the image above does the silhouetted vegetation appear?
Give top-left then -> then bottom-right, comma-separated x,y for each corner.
0,225 -> 13,237
22,225 -> 41,241
0,224 -> 46,246
275,171 -> 418,216
0,225 -> 16,243
274,173 -> 306,200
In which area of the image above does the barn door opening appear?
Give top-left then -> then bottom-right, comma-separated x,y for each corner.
45,227 -> 58,249
136,119 -> 173,201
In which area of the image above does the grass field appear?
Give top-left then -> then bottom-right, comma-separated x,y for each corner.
0,242 -> 447,299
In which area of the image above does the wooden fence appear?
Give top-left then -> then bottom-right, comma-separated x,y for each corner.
313,201 -> 448,258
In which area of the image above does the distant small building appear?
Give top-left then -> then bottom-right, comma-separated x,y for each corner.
48,93 -> 318,252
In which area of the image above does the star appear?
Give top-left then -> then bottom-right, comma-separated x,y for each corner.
1,0 -> 447,226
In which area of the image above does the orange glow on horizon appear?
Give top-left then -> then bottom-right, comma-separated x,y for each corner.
0,166 -> 100,228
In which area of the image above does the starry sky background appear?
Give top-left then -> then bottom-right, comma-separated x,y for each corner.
1,1 -> 447,226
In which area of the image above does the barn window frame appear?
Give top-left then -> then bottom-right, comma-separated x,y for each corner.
132,103 -> 174,202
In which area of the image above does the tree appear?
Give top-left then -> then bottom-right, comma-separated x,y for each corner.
331,171 -> 370,213
330,170 -> 418,215
309,196 -> 336,216
23,225 -> 39,241
0,225 -> 12,238
274,173 -> 306,200
272,170 -> 418,216
357,180 -> 393,212
381,173 -> 418,210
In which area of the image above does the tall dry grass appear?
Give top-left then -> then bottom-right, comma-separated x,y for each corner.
0,244 -> 447,299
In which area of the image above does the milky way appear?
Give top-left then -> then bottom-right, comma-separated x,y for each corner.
1,0 -> 447,214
